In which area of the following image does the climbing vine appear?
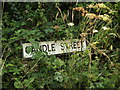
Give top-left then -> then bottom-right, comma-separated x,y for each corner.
2,2 -> 120,89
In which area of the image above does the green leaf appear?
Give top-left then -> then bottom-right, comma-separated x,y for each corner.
53,58 -> 65,67
21,22 -> 26,26
29,39 -> 39,49
23,78 -> 35,87
14,81 -> 23,88
26,46 -> 33,54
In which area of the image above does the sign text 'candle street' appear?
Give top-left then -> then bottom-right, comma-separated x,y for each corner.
22,39 -> 86,58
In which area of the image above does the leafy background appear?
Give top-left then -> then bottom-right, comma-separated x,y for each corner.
2,2 -> 120,89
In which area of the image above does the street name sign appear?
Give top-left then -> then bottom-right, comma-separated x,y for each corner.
22,39 -> 86,58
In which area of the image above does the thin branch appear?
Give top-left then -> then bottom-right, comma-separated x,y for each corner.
91,44 -> 114,66
21,57 -> 42,81
56,5 -> 64,22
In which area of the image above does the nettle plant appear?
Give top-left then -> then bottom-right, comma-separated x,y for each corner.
2,2 -> 120,89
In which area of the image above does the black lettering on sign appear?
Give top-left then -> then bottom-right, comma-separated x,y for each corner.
25,46 -> 34,54
39,45 -> 42,51
61,43 -> 64,50
25,46 -> 29,54
51,44 -> 55,51
77,41 -> 80,48
66,43 -> 69,49
42,45 -> 47,51
73,42 -> 77,49
69,43 -> 73,49
47,44 -> 51,52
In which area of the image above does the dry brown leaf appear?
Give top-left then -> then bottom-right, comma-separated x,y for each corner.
80,33 -> 88,37
53,25 -> 59,30
89,22 -> 93,26
73,7 -> 88,13
63,14 -> 67,21
73,7 -> 84,11
85,13 -> 97,20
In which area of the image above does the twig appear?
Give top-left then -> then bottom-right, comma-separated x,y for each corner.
1,44 -> 9,71
1,44 -> 9,59
56,5 -> 64,22
91,44 -> 114,66
21,57 -> 42,81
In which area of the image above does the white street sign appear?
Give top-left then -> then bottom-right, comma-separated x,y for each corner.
22,39 -> 86,58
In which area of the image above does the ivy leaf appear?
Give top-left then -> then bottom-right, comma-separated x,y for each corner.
14,81 -> 23,88
29,39 -> 39,49
21,22 -> 26,26
53,58 -> 65,67
23,78 -> 35,88
26,46 -> 33,54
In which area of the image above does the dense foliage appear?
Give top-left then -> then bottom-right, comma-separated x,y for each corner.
2,2 -> 120,89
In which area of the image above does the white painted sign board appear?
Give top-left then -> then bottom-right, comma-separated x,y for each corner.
22,39 -> 86,58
